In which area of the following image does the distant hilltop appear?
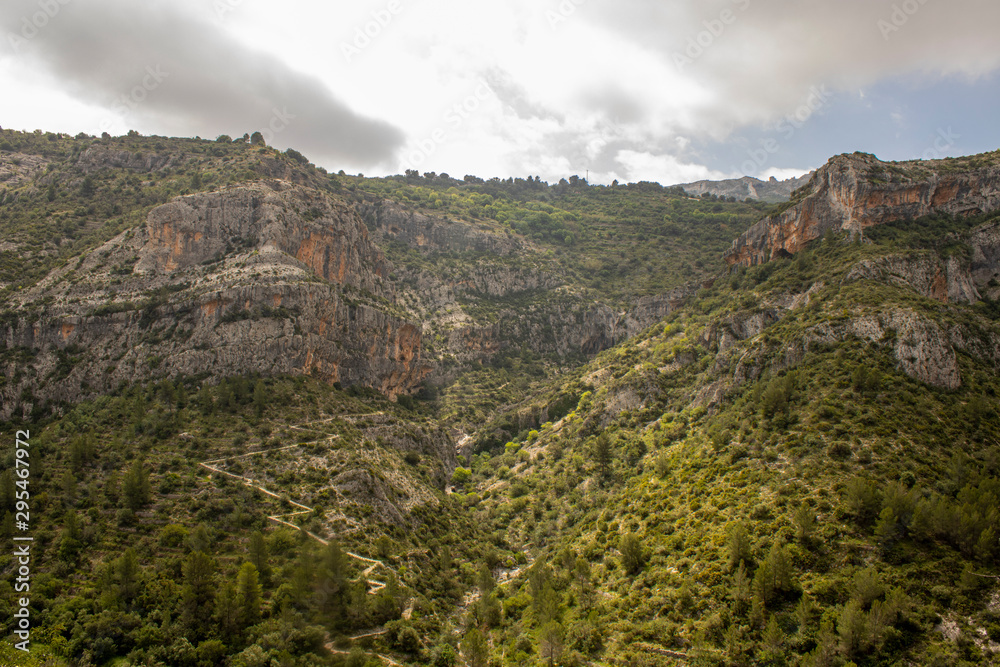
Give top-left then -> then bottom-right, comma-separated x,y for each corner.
678,173 -> 814,203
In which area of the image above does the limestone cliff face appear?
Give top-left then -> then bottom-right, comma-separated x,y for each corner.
0,181 -> 427,420
844,254 -> 980,304
357,198 -> 695,364
359,200 -> 525,256
725,153 -> 1000,267
137,181 -> 391,295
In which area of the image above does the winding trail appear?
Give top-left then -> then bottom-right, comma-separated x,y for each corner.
197,431 -> 391,594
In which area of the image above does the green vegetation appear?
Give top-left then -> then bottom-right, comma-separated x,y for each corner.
3,133 -> 1000,664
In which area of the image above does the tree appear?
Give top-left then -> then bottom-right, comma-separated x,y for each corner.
838,599 -> 869,657
80,174 -> 95,197
253,379 -> 267,417
316,540 -> 349,625
250,131 -> 266,146
461,628 -> 488,667
874,507 -> 900,554
727,521 -> 753,570
116,548 -> 141,604
123,460 -> 151,510
476,562 -> 496,596
593,434 -> 612,483
61,468 -> 77,505
761,616 -> 785,662
182,551 -> 216,632
198,384 -> 214,415
59,510 -> 82,561
619,533 -> 645,575
236,562 -> 262,628
793,503 -> 815,543
732,560 -> 750,616
538,621 -> 565,667
976,526 -> 998,562
249,531 -> 271,583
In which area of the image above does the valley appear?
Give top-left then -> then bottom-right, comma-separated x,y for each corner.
1,130 -> 999,666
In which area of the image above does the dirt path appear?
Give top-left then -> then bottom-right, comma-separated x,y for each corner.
198,435 -> 391,594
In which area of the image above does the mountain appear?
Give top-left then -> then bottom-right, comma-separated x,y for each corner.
0,131 -> 768,424
678,173 -> 814,203
2,130 -> 1000,667
725,151 -> 1000,268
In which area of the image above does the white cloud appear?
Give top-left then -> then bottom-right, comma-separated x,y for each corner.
616,150 -> 734,186
2,0 -> 999,183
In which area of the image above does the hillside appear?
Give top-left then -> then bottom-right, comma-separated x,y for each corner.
678,174 -> 814,204
0,130 -> 766,428
1,131 -> 1000,667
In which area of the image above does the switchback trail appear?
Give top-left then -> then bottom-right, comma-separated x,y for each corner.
197,430 -> 391,594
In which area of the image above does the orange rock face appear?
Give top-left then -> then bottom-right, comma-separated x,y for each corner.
725,153 -> 1000,267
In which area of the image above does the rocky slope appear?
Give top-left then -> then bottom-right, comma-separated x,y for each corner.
679,172 -> 812,202
0,180 -> 427,420
725,151 -> 1000,267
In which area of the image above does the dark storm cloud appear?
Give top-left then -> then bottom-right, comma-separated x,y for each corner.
0,0 -> 404,167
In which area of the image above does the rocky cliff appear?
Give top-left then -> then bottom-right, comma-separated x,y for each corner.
679,173 -> 813,203
0,180 -> 427,420
725,152 -> 1000,267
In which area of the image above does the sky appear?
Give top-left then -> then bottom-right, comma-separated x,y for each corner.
2,0 -> 1000,186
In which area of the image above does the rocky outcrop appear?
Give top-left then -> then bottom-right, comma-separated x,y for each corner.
969,220 -> 1000,293
0,153 -> 49,188
442,287 -> 698,364
75,145 -> 179,173
845,254 -> 980,304
137,180 -> 391,295
725,152 -> 1000,267
679,173 -> 813,203
359,200 -> 524,256
725,306 -> 964,391
0,181 -> 428,420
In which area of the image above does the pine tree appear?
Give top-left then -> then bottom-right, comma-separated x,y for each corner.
538,621 -> 565,667
727,521 -> 753,570
123,460 -> 151,510
249,531 -> 271,583
732,560 -> 750,616
793,503 -> 815,543
61,468 -> 77,506
182,551 -> 216,632
761,616 -> 785,660
236,562 -> 262,629
214,581 -> 240,642
619,532 -> 645,575
477,562 -> 496,596
117,548 -> 141,605
253,379 -> 267,417
462,628 -> 489,667
198,384 -> 214,415
593,434 -> 612,483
